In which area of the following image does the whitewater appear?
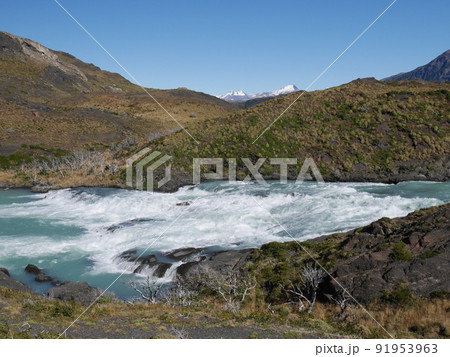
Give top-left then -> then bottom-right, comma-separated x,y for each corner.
0,181 -> 448,298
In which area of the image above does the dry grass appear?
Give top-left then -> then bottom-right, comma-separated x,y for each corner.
0,284 -> 448,339
307,298 -> 450,339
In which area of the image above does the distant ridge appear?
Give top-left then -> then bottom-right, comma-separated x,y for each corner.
382,50 -> 450,83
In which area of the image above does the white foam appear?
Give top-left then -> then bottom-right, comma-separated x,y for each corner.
0,182 -> 446,276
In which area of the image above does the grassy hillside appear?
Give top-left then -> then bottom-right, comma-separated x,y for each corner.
0,31 -> 448,189
0,32 -> 236,157
142,78 -> 449,189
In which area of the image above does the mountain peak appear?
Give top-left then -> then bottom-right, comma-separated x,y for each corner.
270,84 -> 299,96
382,49 -> 450,83
218,89 -> 249,102
218,84 -> 299,102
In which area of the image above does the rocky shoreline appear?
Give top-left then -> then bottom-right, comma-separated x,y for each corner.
1,155 -> 449,194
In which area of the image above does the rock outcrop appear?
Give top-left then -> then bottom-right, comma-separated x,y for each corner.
176,249 -> 253,281
0,268 -> 32,293
118,246 -> 253,281
252,203 -> 449,303
325,203 -> 449,301
48,281 -> 106,305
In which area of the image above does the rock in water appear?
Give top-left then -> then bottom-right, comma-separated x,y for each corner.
165,247 -> 203,261
25,264 -> 41,275
24,264 -> 54,283
35,272 -> 53,283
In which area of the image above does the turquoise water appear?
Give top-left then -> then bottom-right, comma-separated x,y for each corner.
0,181 -> 448,299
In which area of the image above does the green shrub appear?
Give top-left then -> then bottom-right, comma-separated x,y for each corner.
382,284 -> 416,307
391,242 -> 412,261
419,250 -> 441,259
429,291 -> 449,299
51,302 -> 75,318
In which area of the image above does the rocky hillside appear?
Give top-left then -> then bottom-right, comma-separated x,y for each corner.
144,78 -> 449,190
383,50 -> 450,83
252,202 -> 449,303
0,32 -> 236,156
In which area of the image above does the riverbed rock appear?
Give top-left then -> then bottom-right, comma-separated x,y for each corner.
165,247 -> 204,261
25,264 -> 41,275
176,201 -> 191,206
35,272 -> 53,282
48,281 -> 105,305
24,264 -> 55,283
133,261 -> 172,278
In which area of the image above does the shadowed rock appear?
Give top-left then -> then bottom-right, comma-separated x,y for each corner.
0,269 -> 32,293
25,264 -> 41,275
48,281 -> 105,305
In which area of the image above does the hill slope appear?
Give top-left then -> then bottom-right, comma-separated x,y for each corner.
0,32 -> 236,155
144,78 -> 450,190
383,50 -> 450,83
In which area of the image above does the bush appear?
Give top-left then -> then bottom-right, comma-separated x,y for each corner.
382,285 -> 416,307
51,302 -> 75,318
391,242 -> 412,261
429,291 -> 449,299
419,250 -> 441,259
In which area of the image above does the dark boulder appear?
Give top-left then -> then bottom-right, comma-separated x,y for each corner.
153,263 -> 172,278
25,264 -> 41,275
176,201 -> 191,206
25,264 -> 54,283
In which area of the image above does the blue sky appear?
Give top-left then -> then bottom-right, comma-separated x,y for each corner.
1,0 -> 449,95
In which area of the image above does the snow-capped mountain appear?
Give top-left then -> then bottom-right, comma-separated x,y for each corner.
218,84 -> 299,102
218,89 -> 251,102
270,84 -> 299,96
